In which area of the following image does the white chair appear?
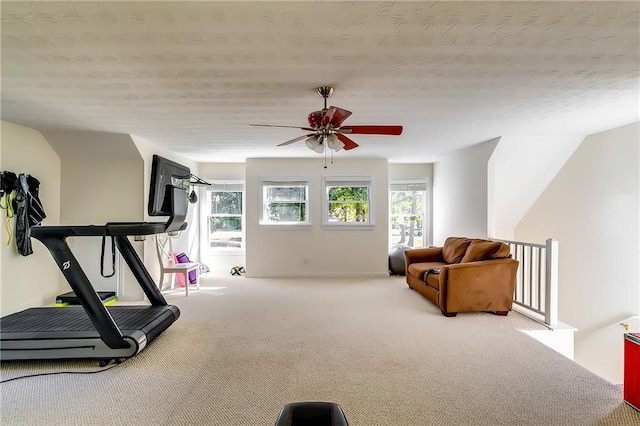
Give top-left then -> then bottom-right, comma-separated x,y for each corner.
154,235 -> 200,296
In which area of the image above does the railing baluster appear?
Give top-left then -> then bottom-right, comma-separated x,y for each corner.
515,244 -> 520,302
491,237 -> 558,328
520,244 -> 525,304
537,247 -> 543,311
528,245 -> 533,308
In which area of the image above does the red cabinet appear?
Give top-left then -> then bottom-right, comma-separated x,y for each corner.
624,333 -> 640,411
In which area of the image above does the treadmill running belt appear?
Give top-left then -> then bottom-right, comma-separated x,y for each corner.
1,306 -> 171,333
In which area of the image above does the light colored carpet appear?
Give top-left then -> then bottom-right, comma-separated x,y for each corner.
1,276 -> 639,425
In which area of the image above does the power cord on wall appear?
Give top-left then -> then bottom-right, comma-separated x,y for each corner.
0,357 -> 128,384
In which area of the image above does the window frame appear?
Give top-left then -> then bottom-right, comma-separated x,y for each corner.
259,177 -> 311,227
206,181 -> 245,253
321,176 -> 374,229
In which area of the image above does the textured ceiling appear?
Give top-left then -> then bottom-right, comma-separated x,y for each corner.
1,1 -> 639,163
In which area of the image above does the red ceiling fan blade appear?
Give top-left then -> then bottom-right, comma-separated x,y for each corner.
339,125 -> 403,135
323,106 -> 352,127
336,133 -> 359,150
250,124 -> 315,131
276,134 -> 314,147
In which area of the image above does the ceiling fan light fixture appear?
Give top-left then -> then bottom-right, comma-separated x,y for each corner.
326,134 -> 344,151
304,136 -> 315,150
305,135 -> 324,153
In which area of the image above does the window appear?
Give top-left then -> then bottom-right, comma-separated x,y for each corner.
389,180 -> 428,248
208,182 -> 244,250
260,179 -> 309,225
322,176 -> 373,227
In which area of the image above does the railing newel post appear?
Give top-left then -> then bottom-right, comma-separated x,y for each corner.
545,238 -> 559,327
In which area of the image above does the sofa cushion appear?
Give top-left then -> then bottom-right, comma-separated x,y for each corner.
407,262 -> 447,281
425,270 -> 441,290
461,240 -> 503,263
442,237 -> 471,264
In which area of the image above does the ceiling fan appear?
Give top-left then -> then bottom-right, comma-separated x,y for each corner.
250,86 -> 403,154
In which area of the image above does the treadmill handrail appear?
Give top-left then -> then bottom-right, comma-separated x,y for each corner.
30,186 -> 188,238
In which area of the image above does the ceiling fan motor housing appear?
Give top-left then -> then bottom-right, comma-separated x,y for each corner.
317,86 -> 334,99
308,86 -> 334,128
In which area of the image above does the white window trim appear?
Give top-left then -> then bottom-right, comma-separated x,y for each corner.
322,175 -> 374,229
207,180 -> 245,254
259,176 -> 311,227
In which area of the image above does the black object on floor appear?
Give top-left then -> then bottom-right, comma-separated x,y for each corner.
56,291 -> 116,306
275,402 -> 348,426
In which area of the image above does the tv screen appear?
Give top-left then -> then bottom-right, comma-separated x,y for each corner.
148,155 -> 191,216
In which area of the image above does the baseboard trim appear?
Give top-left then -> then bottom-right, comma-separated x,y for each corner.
244,272 -> 390,279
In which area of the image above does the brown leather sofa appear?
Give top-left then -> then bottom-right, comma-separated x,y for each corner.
404,237 -> 518,317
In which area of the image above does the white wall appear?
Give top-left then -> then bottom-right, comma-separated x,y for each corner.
432,139 -> 499,245
388,164 -> 433,181
245,158 -> 389,277
199,163 -> 245,181
196,162 -> 432,276
43,130 -> 145,300
0,121 -> 61,314
515,122 -> 640,383
488,134 -> 583,240
131,135 -> 200,291
198,162 -> 246,276
43,131 -> 143,224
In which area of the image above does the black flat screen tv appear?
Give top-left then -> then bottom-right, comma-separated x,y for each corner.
148,155 -> 191,216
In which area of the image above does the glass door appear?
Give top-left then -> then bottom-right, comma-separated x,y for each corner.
389,180 -> 428,248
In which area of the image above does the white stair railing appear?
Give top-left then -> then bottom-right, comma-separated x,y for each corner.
493,238 -> 559,328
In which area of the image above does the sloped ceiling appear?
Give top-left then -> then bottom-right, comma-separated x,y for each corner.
1,1 -> 638,163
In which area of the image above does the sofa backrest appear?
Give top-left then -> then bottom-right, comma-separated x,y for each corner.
442,237 -> 471,263
460,239 -> 511,263
440,237 -> 512,264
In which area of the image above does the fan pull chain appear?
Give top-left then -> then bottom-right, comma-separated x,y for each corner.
324,145 -> 328,169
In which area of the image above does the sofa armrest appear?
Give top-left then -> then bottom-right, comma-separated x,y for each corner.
404,247 -> 444,279
439,258 -> 519,314
404,247 -> 443,264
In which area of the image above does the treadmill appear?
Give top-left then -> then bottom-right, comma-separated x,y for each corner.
0,155 -> 189,362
